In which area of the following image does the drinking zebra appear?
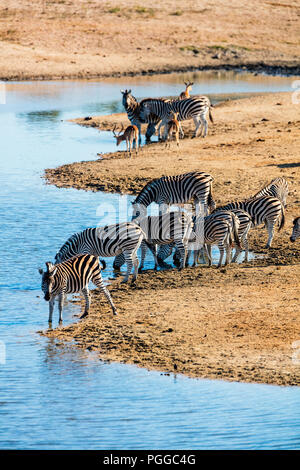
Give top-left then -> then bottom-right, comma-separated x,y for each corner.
113,211 -> 193,272
139,95 -> 214,139
290,217 -> 300,242
121,89 -> 167,142
39,254 -> 117,323
131,171 -> 215,219
251,177 -> 289,207
217,195 -> 285,248
55,223 -> 145,283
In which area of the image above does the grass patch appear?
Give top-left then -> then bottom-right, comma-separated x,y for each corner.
134,6 -> 156,17
179,45 -> 200,54
170,10 -> 183,16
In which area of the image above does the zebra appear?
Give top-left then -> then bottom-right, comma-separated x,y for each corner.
54,223 -> 145,283
139,95 -> 214,139
216,195 -> 285,248
251,177 -> 289,207
39,254 -> 117,323
121,89 -> 167,142
290,217 -> 300,242
113,211 -> 193,272
211,208 -> 252,262
160,210 -> 242,268
131,171 -> 215,219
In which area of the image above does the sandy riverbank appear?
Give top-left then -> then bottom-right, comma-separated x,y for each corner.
42,92 -> 300,386
1,0 -> 300,81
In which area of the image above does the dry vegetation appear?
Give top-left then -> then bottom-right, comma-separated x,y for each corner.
1,0 -> 300,80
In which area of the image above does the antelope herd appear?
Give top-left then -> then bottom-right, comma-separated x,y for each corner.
40,82 -> 298,323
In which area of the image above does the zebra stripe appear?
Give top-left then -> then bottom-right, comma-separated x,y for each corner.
159,210 -> 243,268
140,95 -> 213,138
132,171 -> 215,218
121,89 -> 167,141
251,177 -> 289,207
113,211 -> 193,271
290,217 -> 300,242
217,196 -> 285,248
39,254 -> 117,323
211,208 -> 252,262
55,223 -> 144,283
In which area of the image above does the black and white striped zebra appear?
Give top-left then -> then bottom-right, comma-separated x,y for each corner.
251,177 -> 289,207
131,171 -> 215,218
140,95 -> 213,139
54,223 -> 145,283
121,89 -> 167,142
160,210 -> 241,268
190,210 -> 241,268
39,254 -> 117,323
211,208 -> 252,262
113,211 -> 193,271
217,195 -> 285,248
290,217 -> 300,242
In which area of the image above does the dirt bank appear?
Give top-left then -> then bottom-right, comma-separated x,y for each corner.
1,0 -> 300,81
42,92 -> 300,386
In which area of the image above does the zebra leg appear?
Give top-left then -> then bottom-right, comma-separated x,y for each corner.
131,253 -> 140,284
91,277 -> 117,316
217,244 -> 225,268
192,116 -> 202,138
265,220 -> 275,248
243,237 -> 249,262
139,241 -> 147,272
201,113 -> 208,138
122,250 -> 134,283
80,287 -> 90,319
113,253 -> 125,272
58,292 -> 64,323
174,241 -> 186,270
48,296 -> 55,324
225,243 -> 232,266
178,122 -> 184,138
206,244 -> 213,267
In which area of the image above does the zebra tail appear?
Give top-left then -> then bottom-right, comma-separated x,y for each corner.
278,205 -> 285,231
209,108 -> 214,124
99,259 -> 107,270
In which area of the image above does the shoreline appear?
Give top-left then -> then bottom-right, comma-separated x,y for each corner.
42,92 -> 300,386
2,62 -> 300,82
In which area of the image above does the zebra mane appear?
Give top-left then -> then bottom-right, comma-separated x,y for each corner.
133,178 -> 160,204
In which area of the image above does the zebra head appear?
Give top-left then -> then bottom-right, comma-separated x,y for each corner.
290,217 -> 300,242
131,202 -> 147,220
120,89 -> 134,110
39,262 -> 57,301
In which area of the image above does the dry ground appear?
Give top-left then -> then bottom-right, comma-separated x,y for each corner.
1,0 -> 300,80
43,92 -> 300,386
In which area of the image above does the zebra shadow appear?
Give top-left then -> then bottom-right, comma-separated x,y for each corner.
267,162 -> 300,168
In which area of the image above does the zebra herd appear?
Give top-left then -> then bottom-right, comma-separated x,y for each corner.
120,87 -> 214,144
39,170 -> 298,324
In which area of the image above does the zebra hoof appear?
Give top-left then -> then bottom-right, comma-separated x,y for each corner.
80,312 -> 88,319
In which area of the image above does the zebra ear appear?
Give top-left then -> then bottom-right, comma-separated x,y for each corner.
128,89 -> 131,94
46,262 -> 57,274
120,89 -> 125,94
38,268 -> 43,275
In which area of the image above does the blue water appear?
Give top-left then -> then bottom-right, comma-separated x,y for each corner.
0,73 -> 299,450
